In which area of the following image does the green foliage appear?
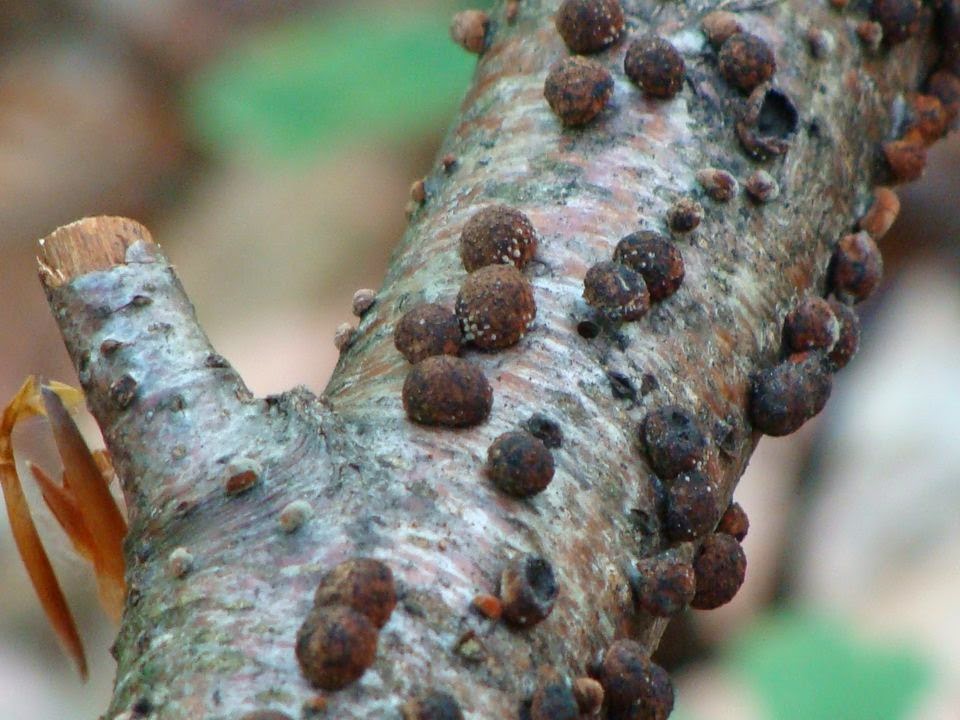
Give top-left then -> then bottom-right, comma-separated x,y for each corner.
187,4 -> 492,161
730,610 -> 931,720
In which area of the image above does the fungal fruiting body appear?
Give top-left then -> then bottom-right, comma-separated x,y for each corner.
599,640 -> 674,719
583,261 -> 651,321
624,35 -> 686,99
544,57 -> 615,127
632,552 -> 696,616
691,532 -> 747,609
499,554 -> 558,627
717,33 -> 776,93
456,265 -> 536,350
555,0 -> 625,54
296,604 -> 378,690
642,405 -> 707,479
402,356 -> 493,427
749,352 -> 832,436
613,231 -> 685,301
459,205 -> 538,272
486,430 -> 555,498
394,303 -> 463,364
312,558 -> 397,629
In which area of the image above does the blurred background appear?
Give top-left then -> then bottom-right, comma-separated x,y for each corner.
0,2 -> 956,718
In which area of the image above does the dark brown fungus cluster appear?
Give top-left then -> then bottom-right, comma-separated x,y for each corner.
486,430 -> 555,497
296,559 -> 397,691
744,170 -> 780,203
782,297 -> 840,354
665,471 -> 721,542
870,0 -> 920,45
829,231 -> 883,304
573,677 -> 605,715
456,265 -> 536,349
555,0 -> 625,54
625,35 -> 686,100
717,501 -> 750,542
695,168 -> 738,202
499,554 -> 558,627
460,205 -> 538,272
667,197 -> 703,233
749,352 -> 832,436
402,691 -> 464,720
641,405 -> 707,480
450,9 -> 489,54
525,413 -> 564,448
717,32 -> 776,93
614,232 -> 685,302
403,356 -> 493,427
395,303 -> 463,364
691,533 -> 747,610
544,56 -> 614,127
530,669 -> 580,720
632,552 -> 696,617
600,640 -> 674,720
701,11 -> 742,48
313,558 -> 397,629
296,604 -> 379,691
826,299 -> 861,371
583,260 -> 651,321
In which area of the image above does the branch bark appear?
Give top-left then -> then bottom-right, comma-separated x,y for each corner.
33,1 -> 945,717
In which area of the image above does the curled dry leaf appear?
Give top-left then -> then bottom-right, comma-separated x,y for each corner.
0,376 -> 128,681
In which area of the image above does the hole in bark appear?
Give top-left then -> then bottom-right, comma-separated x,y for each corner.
757,88 -> 799,138
577,319 -> 601,338
524,556 -> 558,604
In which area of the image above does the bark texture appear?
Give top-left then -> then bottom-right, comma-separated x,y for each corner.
35,1 -> 942,718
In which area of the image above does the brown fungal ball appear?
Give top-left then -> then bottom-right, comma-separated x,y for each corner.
906,94 -> 948,145
745,169 -> 780,203
394,303 -> 462,364
624,35 -> 686,100
883,138 -> 927,183
471,592 -> 503,620
749,353 -> 833,436
614,231 -> 685,302
667,197 -> 703,233
499,554 -> 558,627
632,553 -> 696,616
782,296 -> 840,353
641,405 -> 707,479
829,231 -> 883,304
352,288 -> 376,317
525,413 -> 564,449
701,10 -> 743,47
486,430 -> 555,498
857,187 -> 900,239
717,501 -> 750,541
450,9 -> 489,54
313,558 -> 397,629
460,205 -> 538,271
456,265 -> 536,349
826,299 -> 861,371
555,0 -> 625,54
333,323 -> 356,353
402,691 -> 464,720
295,604 -> 378,691
600,640 -> 675,719
531,671 -> 579,720
572,677 -> 605,715
402,356 -> 493,428
856,20 -> 884,49
870,0 -> 920,44
544,56 -> 614,127
696,167 -> 738,202
718,32 -> 776,93
665,470 -> 722,542
583,261 -> 651,321
691,532 -> 747,609
928,71 -> 960,124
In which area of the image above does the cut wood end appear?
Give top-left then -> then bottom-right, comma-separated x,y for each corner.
37,216 -> 154,288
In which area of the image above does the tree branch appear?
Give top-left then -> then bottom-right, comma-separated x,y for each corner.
32,0 -> 946,717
